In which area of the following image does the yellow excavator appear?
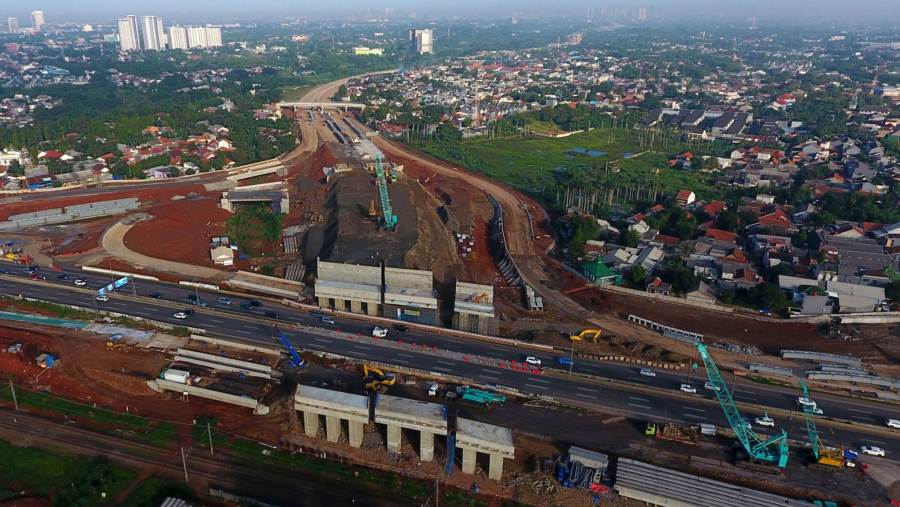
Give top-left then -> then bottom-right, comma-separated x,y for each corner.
363,365 -> 396,394
570,329 -> 602,344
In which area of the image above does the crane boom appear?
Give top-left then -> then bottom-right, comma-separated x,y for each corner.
375,156 -> 397,230
275,327 -> 306,368
695,342 -> 789,467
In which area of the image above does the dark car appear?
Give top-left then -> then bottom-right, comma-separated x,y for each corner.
187,294 -> 199,301
310,310 -> 326,318
264,310 -> 279,319
240,301 -> 253,310
0,268 -> 10,274
249,299 -> 263,307
57,274 -> 70,280
149,292 -> 162,298
393,324 -> 409,333
191,299 -> 208,307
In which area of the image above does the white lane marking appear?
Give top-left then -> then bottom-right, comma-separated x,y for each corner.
312,337 -> 331,343
481,375 -> 500,382
352,344 -> 371,350
577,386 -> 598,393
397,353 -> 414,359
433,366 -> 452,373
233,329 -> 253,335
437,360 -> 456,367
846,408 -> 869,414
525,383 -> 548,390
631,376 -> 650,382
628,403 -> 653,410
576,393 -> 594,399
242,323 -> 257,329
683,413 -> 706,420
209,318 -> 224,324
683,406 -> 706,412
527,377 -> 549,384
629,396 -> 650,403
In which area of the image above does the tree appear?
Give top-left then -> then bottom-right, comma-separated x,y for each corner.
5,160 -> 23,177
333,84 -> 349,100
660,259 -> 698,294
629,265 -> 647,286
886,281 -> 900,303
621,229 -> 641,248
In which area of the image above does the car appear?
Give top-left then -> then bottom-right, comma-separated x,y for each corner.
704,381 -> 720,392
372,326 -> 388,338
427,383 -> 440,397
740,419 -> 752,430
680,384 -> 697,394
797,396 -> 817,409
754,415 -> 775,427
844,449 -> 859,461
217,296 -> 231,305
95,294 -> 110,302
860,446 -> 886,457
240,301 -> 253,310
639,368 -> 657,377
524,356 -> 542,367
320,316 -> 335,325
310,310 -> 326,318
0,268 -> 9,274
149,292 -> 162,298
810,407 -> 824,416
886,419 -> 900,429
57,274 -> 70,280
172,311 -> 189,319
191,299 -> 208,307
393,324 -> 409,333
264,310 -> 279,319
556,356 -> 574,367
249,299 -> 262,307
74,279 -> 87,286
187,294 -> 199,301
29,272 -> 40,280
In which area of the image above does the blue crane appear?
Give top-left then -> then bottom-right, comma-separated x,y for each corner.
695,342 -> 789,467
274,327 -> 306,369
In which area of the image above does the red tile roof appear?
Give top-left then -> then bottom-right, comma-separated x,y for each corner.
705,228 -> 737,243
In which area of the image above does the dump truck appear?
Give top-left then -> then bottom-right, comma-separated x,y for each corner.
458,387 -> 506,407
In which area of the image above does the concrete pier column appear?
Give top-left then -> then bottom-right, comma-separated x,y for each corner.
461,448 -> 477,475
367,303 -> 380,316
348,421 -> 364,448
350,300 -> 362,314
488,453 -> 504,481
317,297 -> 329,309
386,424 -> 402,452
303,410 -> 319,437
420,431 -> 435,461
325,415 -> 342,443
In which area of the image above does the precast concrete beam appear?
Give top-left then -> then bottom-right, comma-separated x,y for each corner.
462,448 -> 477,475
488,452 -> 504,481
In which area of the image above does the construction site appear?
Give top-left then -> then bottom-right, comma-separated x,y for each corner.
0,89 -> 898,506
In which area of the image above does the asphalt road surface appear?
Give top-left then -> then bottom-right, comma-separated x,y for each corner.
0,268 -> 898,460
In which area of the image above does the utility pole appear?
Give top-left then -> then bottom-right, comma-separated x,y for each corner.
8,380 -> 17,411
180,446 -> 189,483
207,421 -> 214,455
568,339 -> 575,373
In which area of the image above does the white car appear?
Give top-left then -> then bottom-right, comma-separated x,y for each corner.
886,419 -> 900,429
810,406 -> 824,416
754,415 -> 775,427
524,356 -> 542,367
639,368 -> 656,377
680,384 -> 697,394
74,279 -> 87,286
704,381 -> 720,392
95,294 -> 109,302
172,311 -> 189,320
797,396 -> 817,409
427,383 -> 439,397
372,326 -> 388,338
860,446 -> 886,457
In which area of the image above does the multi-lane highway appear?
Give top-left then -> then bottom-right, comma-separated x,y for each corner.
0,266 -> 898,458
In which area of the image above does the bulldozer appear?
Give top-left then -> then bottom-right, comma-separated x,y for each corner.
363,365 -> 396,394
570,329 -> 602,344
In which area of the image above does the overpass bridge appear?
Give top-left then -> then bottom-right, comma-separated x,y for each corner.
277,101 -> 366,111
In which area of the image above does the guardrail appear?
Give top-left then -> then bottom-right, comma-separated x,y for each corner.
627,314 -> 703,344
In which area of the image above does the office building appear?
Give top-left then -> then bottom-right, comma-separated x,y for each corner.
6,17 -> 18,33
408,28 -> 433,55
168,26 -> 188,50
638,7 -> 649,21
117,15 -> 141,51
31,10 -> 45,30
141,16 -> 165,51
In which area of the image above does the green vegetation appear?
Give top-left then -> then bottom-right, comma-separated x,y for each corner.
226,204 -> 284,256
0,383 -> 176,447
720,282 -> 790,314
121,477 -> 193,507
0,296 -> 97,321
0,439 -> 135,506
414,126 -> 723,216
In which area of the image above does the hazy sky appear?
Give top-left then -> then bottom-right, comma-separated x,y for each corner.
5,0 -> 900,25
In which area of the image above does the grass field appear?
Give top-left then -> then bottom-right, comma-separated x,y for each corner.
415,127 -> 723,212
0,439 -> 135,504
280,85 -> 317,102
